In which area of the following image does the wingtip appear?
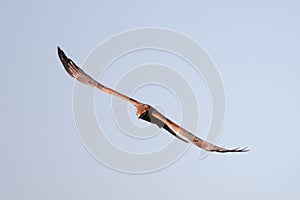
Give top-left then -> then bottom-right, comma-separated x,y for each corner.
214,146 -> 250,153
57,46 -> 67,63
56,46 -> 77,79
240,147 -> 250,152
229,147 -> 250,153
57,46 -> 62,55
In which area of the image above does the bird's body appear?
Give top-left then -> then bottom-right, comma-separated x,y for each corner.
58,46 -> 248,153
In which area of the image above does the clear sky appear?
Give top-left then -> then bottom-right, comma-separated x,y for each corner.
1,0 -> 300,199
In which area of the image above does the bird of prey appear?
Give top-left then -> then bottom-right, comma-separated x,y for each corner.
57,47 -> 248,153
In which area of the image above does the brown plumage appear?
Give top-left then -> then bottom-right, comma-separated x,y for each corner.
57,46 -> 249,153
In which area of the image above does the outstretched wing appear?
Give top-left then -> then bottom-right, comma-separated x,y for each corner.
138,108 -> 188,143
150,109 -> 248,153
57,47 -> 140,106
162,124 -> 189,143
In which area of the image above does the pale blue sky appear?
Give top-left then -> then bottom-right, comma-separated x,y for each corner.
1,0 -> 300,199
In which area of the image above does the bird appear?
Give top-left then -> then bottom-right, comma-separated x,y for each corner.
57,46 -> 248,153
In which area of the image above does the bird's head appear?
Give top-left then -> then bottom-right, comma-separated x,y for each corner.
136,104 -> 150,118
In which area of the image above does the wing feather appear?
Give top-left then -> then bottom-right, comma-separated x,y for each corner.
57,47 -> 140,106
151,109 -> 248,153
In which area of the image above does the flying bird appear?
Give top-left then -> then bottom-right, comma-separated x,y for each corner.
57,46 -> 248,153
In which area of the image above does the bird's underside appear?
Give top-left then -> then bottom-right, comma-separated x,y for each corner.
57,46 -> 248,153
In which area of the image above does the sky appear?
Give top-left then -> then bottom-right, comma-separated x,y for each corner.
1,0 -> 300,199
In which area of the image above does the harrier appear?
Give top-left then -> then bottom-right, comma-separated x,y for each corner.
58,47 -> 248,153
